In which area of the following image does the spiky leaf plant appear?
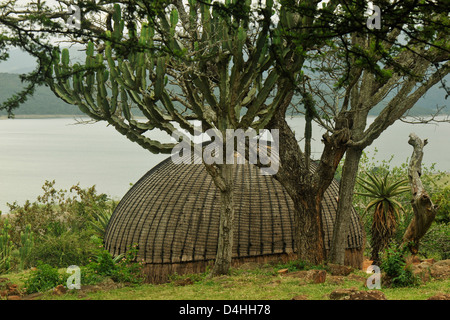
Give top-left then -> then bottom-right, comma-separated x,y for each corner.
357,171 -> 410,264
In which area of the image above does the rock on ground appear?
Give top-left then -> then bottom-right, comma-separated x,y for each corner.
410,258 -> 450,282
328,264 -> 353,276
305,270 -> 327,284
329,288 -> 387,300
427,294 -> 450,300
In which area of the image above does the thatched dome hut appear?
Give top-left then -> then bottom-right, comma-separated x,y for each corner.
104,156 -> 364,283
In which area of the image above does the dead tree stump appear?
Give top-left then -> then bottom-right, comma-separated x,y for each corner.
402,133 -> 437,254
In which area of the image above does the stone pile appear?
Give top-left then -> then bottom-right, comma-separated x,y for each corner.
0,277 -> 23,300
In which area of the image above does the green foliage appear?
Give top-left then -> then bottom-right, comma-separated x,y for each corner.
27,232 -> 97,269
4,180 -> 115,242
87,208 -> 113,237
357,171 -> 409,218
45,0 -> 298,155
431,186 -> 450,224
0,219 -> 13,273
351,149 -> 448,260
274,259 -> 327,273
84,241 -> 144,285
23,239 -> 144,293
357,170 -> 410,262
275,259 -> 309,272
18,224 -> 34,271
1,222 -> 35,273
0,180 -> 145,290
420,223 -> 450,260
24,261 -> 64,294
381,245 -> 419,288
0,181 -> 116,272
91,250 -> 118,275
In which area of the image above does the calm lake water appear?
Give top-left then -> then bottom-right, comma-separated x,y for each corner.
1,117 -> 449,213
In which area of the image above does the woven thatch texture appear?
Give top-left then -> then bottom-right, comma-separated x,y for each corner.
104,156 -> 364,268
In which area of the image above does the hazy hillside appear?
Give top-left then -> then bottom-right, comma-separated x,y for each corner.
0,72 -> 448,117
369,84 -> 449,116
0,73 -> 83,116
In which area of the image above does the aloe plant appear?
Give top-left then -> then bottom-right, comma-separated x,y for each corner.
88,209 -> 113,238
357,171 -> 410,263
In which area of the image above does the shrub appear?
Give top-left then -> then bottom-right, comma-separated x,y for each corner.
83,240 -> 144,285
24,261 -> 65,294
4,180 -> 117,246
381,245 -> 419,288
79,265 -> 105,285
27,232 -> 98,268
0,181 -> 117,271
89,249 -> 118,276
111,245 -> 145,284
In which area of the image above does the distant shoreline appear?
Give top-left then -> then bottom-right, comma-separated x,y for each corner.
0,114 -> 85,120
2,113 -> 449,120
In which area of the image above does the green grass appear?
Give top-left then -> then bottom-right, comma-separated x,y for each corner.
2,264 -> 449,300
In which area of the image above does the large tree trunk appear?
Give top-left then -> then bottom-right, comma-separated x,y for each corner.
293,192 -> 326,264
328,146 -> 363,265
268,103 -> 349,265
402,133 -> 437,254
208,163 -> 236,276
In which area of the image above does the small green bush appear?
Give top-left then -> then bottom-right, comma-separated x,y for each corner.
28,232 -> 98,268
83,241 -> 144,285
24,261 -> 65,294
4,180 -> 116,246
0,181 -> 118,271
381,245 -> 419,288
79,265 -> 106,285
89,249 -> 118,276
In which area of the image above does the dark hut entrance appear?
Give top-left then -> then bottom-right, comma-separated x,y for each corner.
104,157 -> 365,283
